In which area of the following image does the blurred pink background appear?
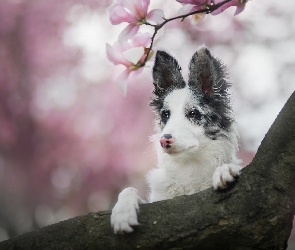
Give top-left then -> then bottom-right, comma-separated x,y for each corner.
0,0 -> 295,247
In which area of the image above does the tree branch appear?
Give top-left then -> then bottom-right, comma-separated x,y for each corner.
1,91 -> 295,249
140,0 -> 232,67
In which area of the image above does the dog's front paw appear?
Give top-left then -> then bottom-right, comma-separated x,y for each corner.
212,164 -> 241,190
111,187 -> 145,234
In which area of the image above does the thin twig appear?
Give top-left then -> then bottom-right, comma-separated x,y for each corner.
139,0 -> 231,67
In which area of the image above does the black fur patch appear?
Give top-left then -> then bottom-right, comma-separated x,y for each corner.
150,50 -> 186,114
188,48 -> 233,139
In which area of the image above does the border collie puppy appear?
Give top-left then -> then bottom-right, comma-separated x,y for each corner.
111,47 -> 242,234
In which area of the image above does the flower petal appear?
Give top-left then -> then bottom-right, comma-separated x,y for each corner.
118,24 -> 140,43
191,12 -> 205,24
107,4 -> 135,25
117,67 -> 144,95
177,0 -> 207,4
123,47 -> 145,65
146,9 -> 165,25
134,0 -> 149,18
116,69 -> 131,96
211,0 -> 246,15
130,67 -> 144,77
119,0 -> 146,20
142,0 -> 150,12
211,2 -> 231,15
178,4 -> 197,15
106,43 -> 131,67
234,4 -> 245,15
131,32 -> 152,47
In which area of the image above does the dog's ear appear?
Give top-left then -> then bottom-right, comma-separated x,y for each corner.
188,47 -> 229,96
153,50 -> 185,91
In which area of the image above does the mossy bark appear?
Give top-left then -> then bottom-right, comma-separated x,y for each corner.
1,91 -> 295,250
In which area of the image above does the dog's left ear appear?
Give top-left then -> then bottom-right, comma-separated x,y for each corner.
153,50 -> 185,91
188,47 -> 229,96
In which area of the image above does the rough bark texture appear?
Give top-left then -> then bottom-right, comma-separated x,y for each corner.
1,91 -> 295,250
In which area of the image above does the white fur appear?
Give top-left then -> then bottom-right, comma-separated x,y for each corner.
111,86 -> 242,234
111,187 -> 145,234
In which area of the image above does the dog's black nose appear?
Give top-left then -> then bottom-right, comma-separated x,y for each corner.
162,134 -> 172,139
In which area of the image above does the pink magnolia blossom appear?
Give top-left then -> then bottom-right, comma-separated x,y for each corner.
177,0 -> 247,18
177,0 -> 209,6
107,0 -> 164,42
106,33 -> 152,95
177,0 -> 210,24
211,0 -> 248,16
177,0 -> 210,12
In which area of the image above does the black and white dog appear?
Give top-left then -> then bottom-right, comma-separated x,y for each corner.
111,47 -> 242,234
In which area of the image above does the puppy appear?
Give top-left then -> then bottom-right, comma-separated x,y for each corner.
111,47 -> 242,234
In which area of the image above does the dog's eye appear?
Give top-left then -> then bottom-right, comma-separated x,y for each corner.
187,108 -> 201,120
161,110 -> 170,122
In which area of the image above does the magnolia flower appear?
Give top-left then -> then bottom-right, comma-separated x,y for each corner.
107,0 -> 164,42
211,0 -> 249,16
106,33 -> 152,95
177,0 -> 248,19
177,0 -> 210,6
177,0 -> 211,24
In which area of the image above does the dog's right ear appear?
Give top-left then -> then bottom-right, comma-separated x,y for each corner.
152,51 -> 185,91
188,47 -> 229,97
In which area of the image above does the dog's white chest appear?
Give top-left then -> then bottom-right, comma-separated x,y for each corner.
146,161 -> 215,202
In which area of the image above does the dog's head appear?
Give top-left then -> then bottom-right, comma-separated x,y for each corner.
150,47 -> 233,155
